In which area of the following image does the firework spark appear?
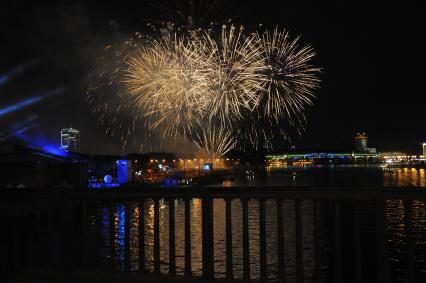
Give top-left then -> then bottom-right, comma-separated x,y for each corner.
198,24 -> 266,125
87,38 -> 141,146
121,33 -> 220,137
149,0 -> 246,31
88,22 -> 321,154
257,27 -> 321,122
193,124 -> 237,158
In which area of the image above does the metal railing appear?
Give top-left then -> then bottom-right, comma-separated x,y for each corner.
1,187 -> 426,282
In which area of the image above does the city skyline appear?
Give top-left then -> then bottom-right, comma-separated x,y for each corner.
1,2 -> 426,283
0,0 -> 424,154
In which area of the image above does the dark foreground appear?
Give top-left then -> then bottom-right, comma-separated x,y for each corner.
1,187 -> 426,283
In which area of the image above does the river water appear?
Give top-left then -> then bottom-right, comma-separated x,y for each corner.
90,166 -> 426,282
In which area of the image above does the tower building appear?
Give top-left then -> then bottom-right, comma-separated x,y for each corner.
354,133 -> 368,152
423,142 -> 426,158
60,127 -> 80,152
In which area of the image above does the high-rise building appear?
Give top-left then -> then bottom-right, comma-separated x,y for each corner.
423,142 -> 426,158
60,127 -> 80,152
354,133 -> 368,152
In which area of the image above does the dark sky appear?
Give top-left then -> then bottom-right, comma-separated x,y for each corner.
0,0 -> 424,154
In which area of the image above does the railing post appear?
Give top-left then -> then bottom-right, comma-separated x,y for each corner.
169,198 -> 176,276
1,204 -> 8,275
22,203 -> 30,270
2,201 -> 12,278
259,198 -> 268,282
153,198 -> 161,274
47,208 -> 55,270
8,201 -> 16,274
109,201 -> 116,271
242,198 -> 251,280
61,199 -> 72,271
80,200 -> 88,269
225,197 -> 233,280
124,202 -> 131,272
202,196 -> 214,280
404,200 -> 415,283
296,199 -> 304,283
9,202 -> 15,272
34,200 -> 41,270
333,200 -> 341,283
424,199 -> 426,278
138,199 -> 145,273
277,199 -> 286,283
353,202 -> 363,283
184,198 -> 192,278
376,198 -> 389,283
94,200 -> 102,270
313,200 -> 321,283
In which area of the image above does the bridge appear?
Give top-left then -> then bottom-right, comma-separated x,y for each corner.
266,152 -> 409,161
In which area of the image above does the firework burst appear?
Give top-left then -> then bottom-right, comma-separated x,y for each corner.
124,34 -> 210,136
199,24 -> 266,125
88,18 -> 321,154
193,124 -> 237,158
257,27 -> 321,123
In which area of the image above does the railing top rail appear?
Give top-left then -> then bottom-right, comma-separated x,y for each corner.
2,186 -> 426,200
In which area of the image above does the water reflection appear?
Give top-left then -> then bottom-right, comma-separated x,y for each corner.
86,167 -> 426,281
91,196 -> 426,282
386,200 -> 426,282
221,166 -> 426,187
97,199 -> 319,281
383,168 -> 426,187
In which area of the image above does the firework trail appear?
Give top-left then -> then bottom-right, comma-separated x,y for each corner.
230,27 -> 321,147
88,6 -> 321,156
87,34 -> 147,146
193,124 -> 237,158
148,0 -> 246,31
198,24 -> 266,125
257,27 -> 321,123
124,34 -> 210,136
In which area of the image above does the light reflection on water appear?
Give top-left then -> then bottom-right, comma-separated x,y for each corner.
386,200 -> 426,281
90,167 -> 426,281
383,168 -> 426,187
96,199 -> 320,281
221,166 -> 426,187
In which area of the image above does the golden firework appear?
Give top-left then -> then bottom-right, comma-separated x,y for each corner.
124,34 -> 209,136
88,24 -> 321,154
193,124 -> 237,158
257,27 -> 321,122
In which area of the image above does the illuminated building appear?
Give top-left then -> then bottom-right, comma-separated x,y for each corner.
423,142 -> 426,158
116,160 -> 132,184
354,133 -> 368,152
60,127 -> 80,152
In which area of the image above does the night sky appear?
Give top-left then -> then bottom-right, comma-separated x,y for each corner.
0,0 -> 424,155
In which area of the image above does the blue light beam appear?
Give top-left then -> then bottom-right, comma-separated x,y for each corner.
0,87 -> 65,118
0,114 -> 38,138
0,124 -> 37,141
0,58 -> 42,87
